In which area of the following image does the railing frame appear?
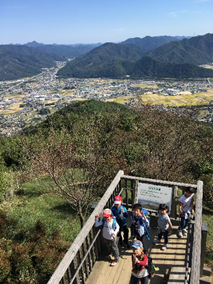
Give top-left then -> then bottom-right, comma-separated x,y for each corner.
47,172 -> 204,284
190,180 -> 203,284
47,170 -> 125,284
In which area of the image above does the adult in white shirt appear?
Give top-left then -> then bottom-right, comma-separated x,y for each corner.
178,187 -> 194,237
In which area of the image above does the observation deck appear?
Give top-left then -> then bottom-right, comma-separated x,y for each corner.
47,171 -> 205,284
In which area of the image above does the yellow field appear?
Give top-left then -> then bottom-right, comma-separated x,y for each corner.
1,103 -> 24,115
1,87 -> 213,117
70,98 -> 87,101
200,64 -> 213,70
114,89 -> 213,107
6,94 -> 25,100
131,83 -> 158,88
114,95 -> 134,104
133,89 -> 213,106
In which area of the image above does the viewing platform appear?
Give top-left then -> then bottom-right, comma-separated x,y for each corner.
86,223 -> 188,284
47,170 -> 207,284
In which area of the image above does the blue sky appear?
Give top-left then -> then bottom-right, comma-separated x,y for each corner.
0,0 -> 212,45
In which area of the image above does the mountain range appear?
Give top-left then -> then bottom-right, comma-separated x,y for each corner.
57,33 -> 213,80
1,34 -> 213,81
24,41 -> 102,58
120,35 -> 187,51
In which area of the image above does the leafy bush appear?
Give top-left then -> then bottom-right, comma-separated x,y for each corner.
0,213 -> 69,284
200,174 -> 213,207
0,171 -> 15,203
0,248 -> 11,283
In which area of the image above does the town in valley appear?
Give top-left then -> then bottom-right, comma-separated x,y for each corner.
0,61 -> 213,136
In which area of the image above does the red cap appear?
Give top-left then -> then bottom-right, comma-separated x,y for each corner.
102,208 -> 112,217
114,196 -> 122,204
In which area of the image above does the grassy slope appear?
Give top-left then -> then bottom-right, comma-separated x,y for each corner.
202,206 -> 213,268
6,177 -> 81,242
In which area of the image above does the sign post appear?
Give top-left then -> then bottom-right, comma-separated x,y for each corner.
137,183 -> 173,212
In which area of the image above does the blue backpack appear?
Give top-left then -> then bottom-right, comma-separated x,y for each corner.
141,208 -> 150,228
131,213 -> 150,243
141,208 -> 149,218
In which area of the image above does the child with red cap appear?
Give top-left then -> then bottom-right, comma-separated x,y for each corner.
95,208 -> 120,266
111,195 -> 130,248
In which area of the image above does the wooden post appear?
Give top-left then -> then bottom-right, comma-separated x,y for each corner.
188,222 -> 194,267
70,257 -> 80,284
171,185 -> 178,218
200,222 -> 208,277
190,180 -> 203,284
133,180 -> 138,205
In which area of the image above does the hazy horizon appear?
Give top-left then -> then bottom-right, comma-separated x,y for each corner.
2,35 -> 196,46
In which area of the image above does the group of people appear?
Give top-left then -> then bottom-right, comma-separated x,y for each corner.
95,187 -> 194,284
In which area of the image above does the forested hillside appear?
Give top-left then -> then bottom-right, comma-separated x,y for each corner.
121,35 -> 183,51
57,33 -> 213,79
57,54 -> 213,79
0,45 -> 65,81
147,33 -> 213,64
56,42 -> 145,79
0,100 -> 213,283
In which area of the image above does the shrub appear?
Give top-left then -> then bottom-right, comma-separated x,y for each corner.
0,248 -> 11,283
0,171 -> 16,203
201,174 -> 213,207
10,244 -> 36,284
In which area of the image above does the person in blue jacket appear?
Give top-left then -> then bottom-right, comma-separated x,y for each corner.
111,195 -> 130,248
131,203 -> 150,252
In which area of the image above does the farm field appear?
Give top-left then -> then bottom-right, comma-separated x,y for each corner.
115,89 -> 213,107
2,90 -> 213,117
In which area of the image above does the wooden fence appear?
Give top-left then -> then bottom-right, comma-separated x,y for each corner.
47,171 -> 204,284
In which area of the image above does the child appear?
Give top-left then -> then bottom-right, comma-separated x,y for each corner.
153,203 -> 172,251
131,203 -> 149,252
129,240 -> 149,284
178,187 -> 194,237
111,195 -> 130,248
95,208 -> 120,266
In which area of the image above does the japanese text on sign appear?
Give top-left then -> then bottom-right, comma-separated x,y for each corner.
137,183 -> 173,211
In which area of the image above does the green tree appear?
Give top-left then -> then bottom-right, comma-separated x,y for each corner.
38,108 -> 50,115
18,114 -> 128,227
129,103 -> 212,183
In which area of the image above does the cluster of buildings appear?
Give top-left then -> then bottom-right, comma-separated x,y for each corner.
0,61 -> 213,136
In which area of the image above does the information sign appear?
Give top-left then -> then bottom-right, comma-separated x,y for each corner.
137,183 -> 173,211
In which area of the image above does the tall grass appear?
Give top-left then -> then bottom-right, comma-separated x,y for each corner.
6,177 -> 81,242
202,206 -> 213,268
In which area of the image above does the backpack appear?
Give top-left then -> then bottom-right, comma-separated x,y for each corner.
131,214 -> 150,243
145,255 -> 157,278
141,208 -> 150,228
141,220 -> 150,243
112,205 -> 125,223
141,208 -> 149,217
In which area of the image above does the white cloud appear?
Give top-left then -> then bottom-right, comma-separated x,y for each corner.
196,0 -> 211,2
169,12 -> 178,18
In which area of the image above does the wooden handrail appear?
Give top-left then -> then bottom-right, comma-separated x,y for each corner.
122,175 -> 197,188
47,170 -> 124,284
190,180 -> 203,284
